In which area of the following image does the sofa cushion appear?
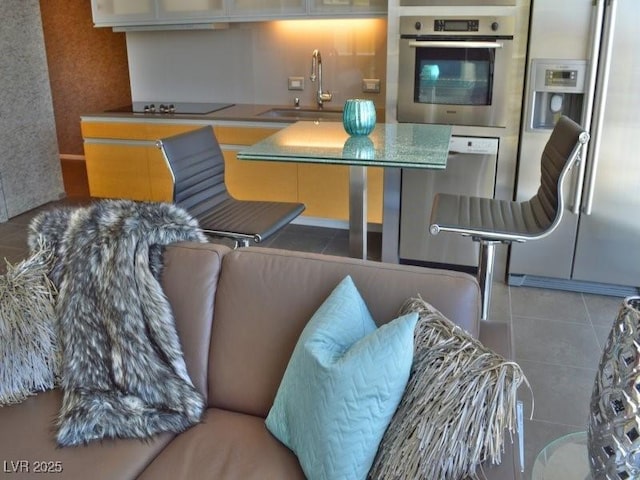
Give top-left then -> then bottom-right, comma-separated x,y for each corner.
208,247 -> 480,417
0,247 -> 58,405
161,242 -> 229,401
265,276 -> 418,480
0,389 -> 173,480
138,408 -> 304,480
369,297 -> 527,479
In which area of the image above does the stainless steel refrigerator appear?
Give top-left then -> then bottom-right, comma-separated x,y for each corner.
508,0 -> 640,295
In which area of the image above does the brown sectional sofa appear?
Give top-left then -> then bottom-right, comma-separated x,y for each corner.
0,242 -> 520,479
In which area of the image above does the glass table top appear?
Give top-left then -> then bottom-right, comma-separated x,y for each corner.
237,121 -> 451,169
533,431 -> 591,480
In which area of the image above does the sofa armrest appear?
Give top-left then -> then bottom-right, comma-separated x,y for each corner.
161,242 -> 231,400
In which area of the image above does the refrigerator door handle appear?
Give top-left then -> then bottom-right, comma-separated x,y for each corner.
583,0 -> 617,215
576,0 -> 605,214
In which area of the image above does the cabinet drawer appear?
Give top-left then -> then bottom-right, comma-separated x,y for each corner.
81,121 -> 202,141
214,126 -> 281,145
223,150 -> 298,202
298,164 -> 383,223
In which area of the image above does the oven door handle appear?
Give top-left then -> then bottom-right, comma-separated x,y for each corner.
408,40 -> 503,49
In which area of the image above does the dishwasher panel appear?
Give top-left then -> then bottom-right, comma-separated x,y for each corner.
399,136 -> 498,270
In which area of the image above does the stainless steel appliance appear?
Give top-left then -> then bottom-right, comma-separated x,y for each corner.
509,0 -> 640,295
399,136 -> 498,270
525,59 -> 587,131
107,102 -> 234,115
397,15 -> 514,128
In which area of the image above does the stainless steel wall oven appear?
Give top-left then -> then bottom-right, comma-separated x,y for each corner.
397,15 -> 515,127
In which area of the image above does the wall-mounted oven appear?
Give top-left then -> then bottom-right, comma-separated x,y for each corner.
397,15 -> 515,128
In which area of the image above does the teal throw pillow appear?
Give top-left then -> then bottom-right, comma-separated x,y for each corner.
265,275 -> 418,480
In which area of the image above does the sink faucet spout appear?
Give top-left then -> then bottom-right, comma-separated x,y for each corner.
310,49 -> 332,108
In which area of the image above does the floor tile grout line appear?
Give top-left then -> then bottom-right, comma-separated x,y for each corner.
511,313 -> 593,325
580,292 -> 607,351
515,356 -> 599,373
524,417 -> 590,430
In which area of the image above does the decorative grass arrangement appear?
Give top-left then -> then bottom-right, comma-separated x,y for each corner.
369,296 -> 531,480
0,244 -> 58,405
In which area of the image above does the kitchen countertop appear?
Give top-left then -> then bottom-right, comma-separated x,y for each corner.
81,103 -> 384,124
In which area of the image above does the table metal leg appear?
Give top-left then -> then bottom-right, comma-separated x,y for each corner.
381,167 -> 401,264
349,165 -> 367,259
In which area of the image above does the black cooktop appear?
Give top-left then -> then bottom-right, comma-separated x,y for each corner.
106,102 -> 235,115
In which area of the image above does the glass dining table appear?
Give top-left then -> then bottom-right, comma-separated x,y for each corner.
237,121 -> 452,260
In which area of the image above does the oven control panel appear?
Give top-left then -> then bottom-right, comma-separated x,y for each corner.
400,15 -> 515,37
434,19 -> 479,32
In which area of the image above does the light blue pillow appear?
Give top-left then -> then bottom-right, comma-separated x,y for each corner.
265,275 -> 418,480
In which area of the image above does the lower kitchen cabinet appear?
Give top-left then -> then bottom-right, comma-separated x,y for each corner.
297,163 -> 382,224
84,142 -> 157,201
81,119 -> 383,224
222,150 -> 298,202
84,142 -> 176,202
82,122 -> 202,202
214,125 -> 298,202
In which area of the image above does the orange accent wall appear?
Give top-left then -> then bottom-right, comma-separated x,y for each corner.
39,1 -> 131,156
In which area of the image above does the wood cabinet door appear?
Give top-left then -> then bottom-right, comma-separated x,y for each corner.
81,121 -> 201,141
297,164 -> 383,223
223,150 -> 298,202
84,142 -> 153,201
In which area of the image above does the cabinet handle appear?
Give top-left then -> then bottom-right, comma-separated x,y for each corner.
408,41 -> 503,49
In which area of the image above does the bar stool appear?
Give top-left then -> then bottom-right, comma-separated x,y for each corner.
158,126 -> 305,248
429,116 -> 590,319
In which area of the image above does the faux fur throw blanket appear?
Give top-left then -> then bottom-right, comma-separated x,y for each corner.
27,200 -> 208,447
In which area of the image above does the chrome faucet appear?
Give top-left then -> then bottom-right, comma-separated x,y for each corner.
310,49 -> 332,108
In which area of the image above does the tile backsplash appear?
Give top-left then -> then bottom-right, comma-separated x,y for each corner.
126,18 -> 387,108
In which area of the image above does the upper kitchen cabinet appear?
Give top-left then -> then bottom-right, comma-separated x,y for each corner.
309,0 -> 386,16
92,0 -> 156,27
91,0 -> 385,27
158,0 -> 225,21
92,0 -> 226,27
228,0 -> 306,20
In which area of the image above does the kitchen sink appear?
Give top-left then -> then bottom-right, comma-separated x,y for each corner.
257,107 -> 343,121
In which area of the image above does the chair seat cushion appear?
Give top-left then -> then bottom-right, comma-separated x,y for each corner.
430,193 -> 552,241
198,198 -> 305,242
138,408 -> 305,480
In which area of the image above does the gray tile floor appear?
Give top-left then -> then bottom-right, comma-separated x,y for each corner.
0,198 -> 625,478
488,275 -> 622,478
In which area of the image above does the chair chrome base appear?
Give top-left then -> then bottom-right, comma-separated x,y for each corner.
476,239 -> 499,321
